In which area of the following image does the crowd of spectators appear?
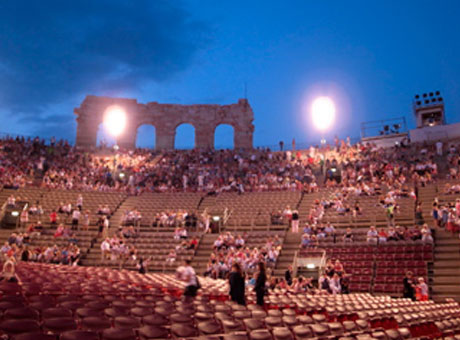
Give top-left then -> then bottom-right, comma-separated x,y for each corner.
100,234 -> 138,269
204,232 -> 281,279
366,224 -> 433,244
273,259 -> 349,295
0,136 -> 321,194
1,135 -> 457,198
1,232 -> 81,266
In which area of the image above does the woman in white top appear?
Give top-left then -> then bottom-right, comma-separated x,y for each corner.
1,257 -> 17,282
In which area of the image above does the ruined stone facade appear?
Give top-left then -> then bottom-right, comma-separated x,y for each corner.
74,95 -> 254,150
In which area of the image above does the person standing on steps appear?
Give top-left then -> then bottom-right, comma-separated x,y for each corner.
255,262 -> 267,306
229,263 -> 246,305
291,210 -> 299,233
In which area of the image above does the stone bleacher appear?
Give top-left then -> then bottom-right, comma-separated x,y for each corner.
199,192 -> 301,228
112,192 -> 203,229
0,182 -> 451,301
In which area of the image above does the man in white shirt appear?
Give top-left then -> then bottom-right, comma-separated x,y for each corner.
72,209 -> 81,230
100,238 -> 111,261
179,260 -> 199,299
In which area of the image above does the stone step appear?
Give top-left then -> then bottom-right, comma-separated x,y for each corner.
432,294 -> 460,302
432,285 -> 460,294
432,260 -> 460,268
432,276 -> 460,284
433,268 -> 460,276
435,253 -> 460,260
435,245 -> 460,252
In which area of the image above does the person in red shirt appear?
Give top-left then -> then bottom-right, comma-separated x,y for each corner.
188,237 -> 198,250
49,210 -> 58,225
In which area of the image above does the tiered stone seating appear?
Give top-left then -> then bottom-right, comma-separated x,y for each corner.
0,262 -> 458,340
94,232 -> 202,272
312,189 -> 415,228
200,192 -> 301,228
112,192 -> 203,229
1,187 -> 126,227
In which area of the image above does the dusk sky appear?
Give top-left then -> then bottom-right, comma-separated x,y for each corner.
1,0 -> 460,149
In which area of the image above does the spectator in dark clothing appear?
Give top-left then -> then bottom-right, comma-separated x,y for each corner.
255,262 -> 267,306
403,271 -> 416,301
340,274 -> 350,294
285,265 -> 293,286
229,263 -> 246,306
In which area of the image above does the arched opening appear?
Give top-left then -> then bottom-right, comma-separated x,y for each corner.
96,123 -> 117,147
136,124 -> 156,149
175,123 -> 195,149
214,124 -> 235,149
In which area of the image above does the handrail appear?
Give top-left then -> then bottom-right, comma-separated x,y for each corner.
15,202 -> 29,230
0,200 -> 7,221
292,250 -> 298,277
223,208 -> 233,226
319,249 -> 327,269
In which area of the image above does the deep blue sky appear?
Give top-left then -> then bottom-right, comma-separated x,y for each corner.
1,0 -> 459,149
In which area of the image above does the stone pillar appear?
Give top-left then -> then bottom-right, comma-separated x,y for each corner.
116,127 -> 137,149
234,127 -> 254,150
195,126 -> 214,149
75,117 -> 98,149
156,127 -> 175,150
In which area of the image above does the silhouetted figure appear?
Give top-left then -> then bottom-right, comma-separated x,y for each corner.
229,263 -> 246,305
255,262 -> 267,306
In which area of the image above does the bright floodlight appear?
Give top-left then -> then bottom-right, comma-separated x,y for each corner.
104,106 -> 127,137
311,96 -> 336,131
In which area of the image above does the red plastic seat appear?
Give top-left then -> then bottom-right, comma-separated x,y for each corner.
42,317 -> 77,334
137,325 -> 169,340
60,330 -> 100,340
170,323 -> 198,338
197,320 -> 223,335
102,328 -> 137,340
0,319 -> 40,335
42,307 -> 73,318
4,307 -> 39,320
81,316 -> 111,331
113,316 -> 141,329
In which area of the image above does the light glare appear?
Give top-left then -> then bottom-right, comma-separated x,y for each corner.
311,97 -> 336,131
104,106 -> 127,137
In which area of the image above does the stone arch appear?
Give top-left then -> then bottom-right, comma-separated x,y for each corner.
214,124 -> 235,149
174,123 -> 196,149
136,124 -> 156,149
75,96 -> 254,150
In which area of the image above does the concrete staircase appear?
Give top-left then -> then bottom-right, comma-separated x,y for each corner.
191,233 -> 218,275
297,192 -> 321,225
431,228 -> 460,302
108,196 -> 134,231
273,232 -> 302,276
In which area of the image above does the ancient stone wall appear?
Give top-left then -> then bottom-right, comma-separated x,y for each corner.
74,95 -> 254,150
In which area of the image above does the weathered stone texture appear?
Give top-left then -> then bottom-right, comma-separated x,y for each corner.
74,96 -> 254,150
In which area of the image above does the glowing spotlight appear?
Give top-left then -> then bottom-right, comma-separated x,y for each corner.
104,106 -> 127,137
311,97 -> 336,131
306,263 -> 316,269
